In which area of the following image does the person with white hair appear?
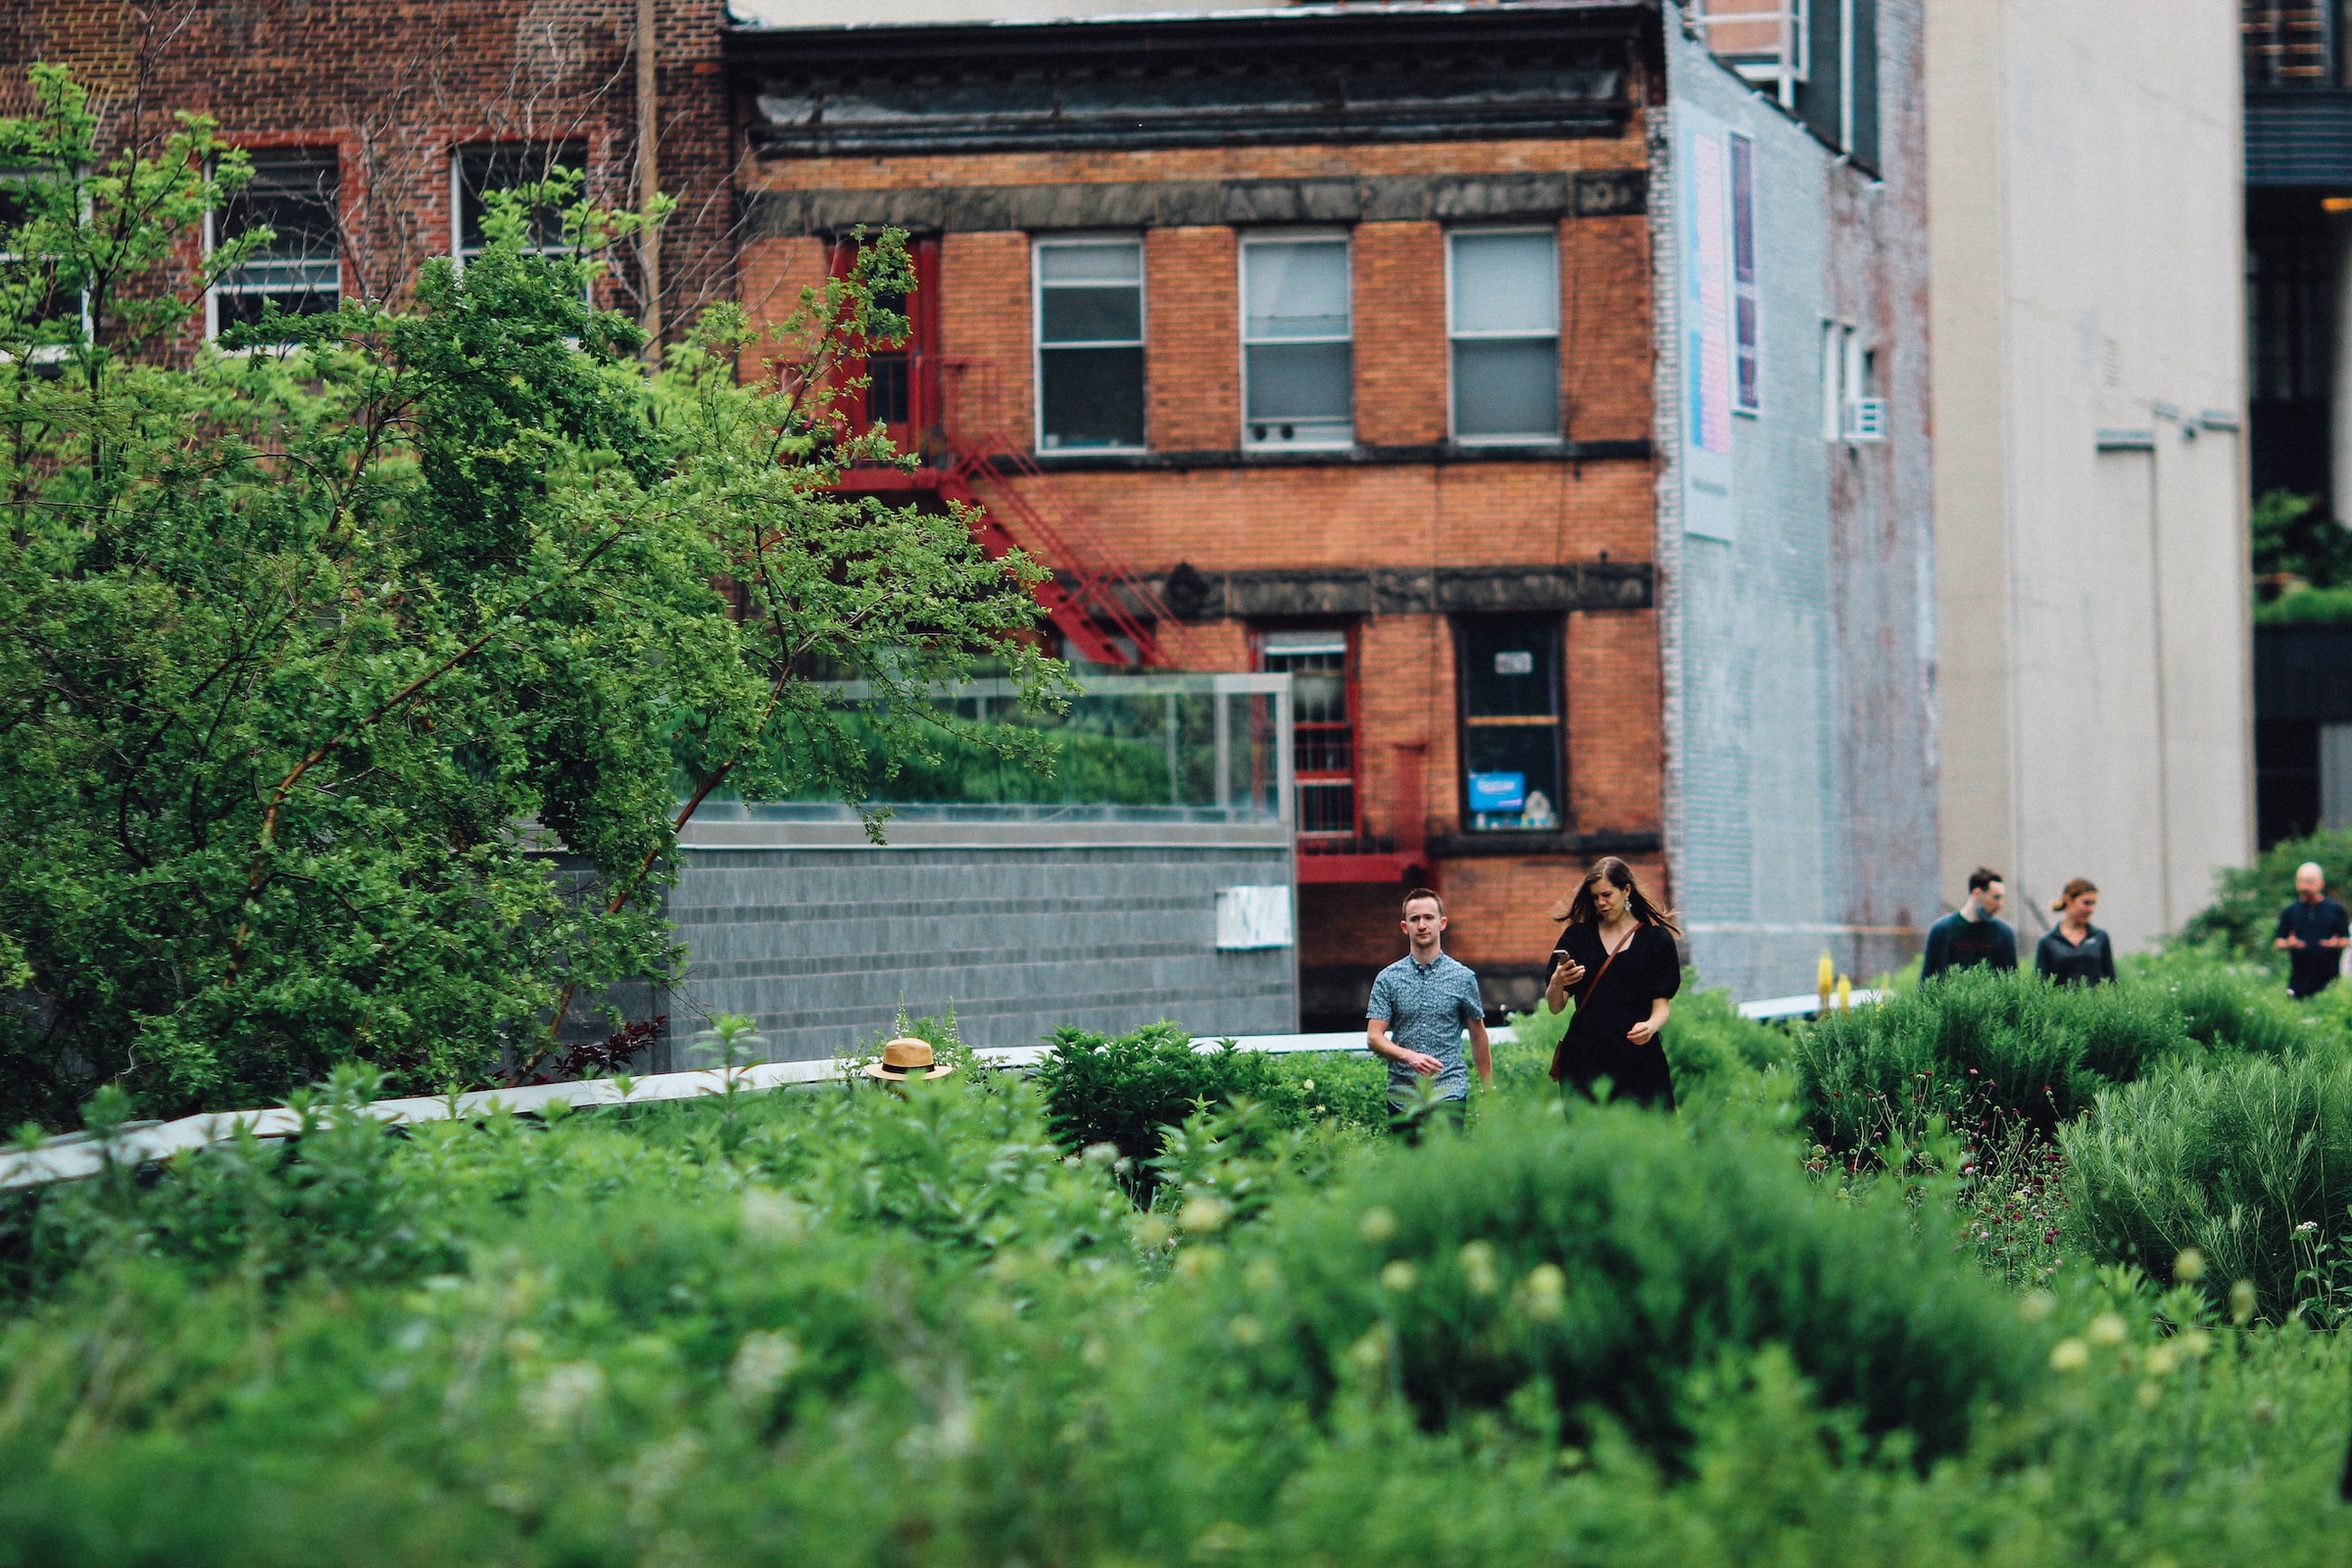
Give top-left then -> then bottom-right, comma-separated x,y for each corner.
2275,861 -> 2351,1000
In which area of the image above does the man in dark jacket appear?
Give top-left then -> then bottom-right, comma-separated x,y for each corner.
2276,861 -> 2351,1000
1921,866 -> 2019,982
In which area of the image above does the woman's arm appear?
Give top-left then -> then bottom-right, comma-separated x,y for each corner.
1626,997 -> 1670,1046
1544,950 -> 1585,1015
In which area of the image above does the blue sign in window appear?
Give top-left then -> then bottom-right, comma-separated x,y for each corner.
1468,771 -> 1527,813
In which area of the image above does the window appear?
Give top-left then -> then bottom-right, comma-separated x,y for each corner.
207,150 -> 340,340
1242,233 -> 1351,448
1692,0 -> 1879,167
1820,320 -> 1881,442
1259,628 -> 1356,836
1729,132 -> 1761,415
1035,237 -> 1145,451
1447,230 -> 1560,443
453,141 -> 586,267
0,169 -> 86,358
828,233 -> 941,450
1455,616 -> 1563,834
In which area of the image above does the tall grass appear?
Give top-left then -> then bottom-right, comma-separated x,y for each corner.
2061,1048 -> 2352,1318
1793,967 -> 2187,1153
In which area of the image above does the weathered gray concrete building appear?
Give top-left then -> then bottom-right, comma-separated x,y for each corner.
1657,0 -> 1939,996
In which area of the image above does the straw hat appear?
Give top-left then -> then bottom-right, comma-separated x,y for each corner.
862,1036 -> 957,1081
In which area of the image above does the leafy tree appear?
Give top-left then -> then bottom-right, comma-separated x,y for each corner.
0,67 -> 1065,1130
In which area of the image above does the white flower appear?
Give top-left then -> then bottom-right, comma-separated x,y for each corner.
729,1331 -> 802,1401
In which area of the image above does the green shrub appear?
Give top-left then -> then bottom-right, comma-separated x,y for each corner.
2179,826 -> 2352,959
1031,1022 -> 1309,1185
2131,951 -> 2313,1055
2061,1047 -> 2352,1318
1262,1049 -> 1391,1132
1195,1100 -> 2040,1465
1794,966 -> 2187,1152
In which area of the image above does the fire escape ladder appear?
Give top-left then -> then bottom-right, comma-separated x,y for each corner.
935,359 -> 1200,669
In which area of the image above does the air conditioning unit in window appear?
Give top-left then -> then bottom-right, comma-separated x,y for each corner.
1841,397 -> 1886,443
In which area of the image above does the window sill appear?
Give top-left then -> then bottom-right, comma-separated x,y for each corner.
1008,438 -> 1650,473
1423,828 -> 1661,860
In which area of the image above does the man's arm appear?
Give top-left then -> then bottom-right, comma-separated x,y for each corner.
1994,923 -> 2018,970
2327,905 -> 2350,949
2278,908 -> 2304,950
1368,1016 -> 1443,1076
1465,1014 -> 1492,1088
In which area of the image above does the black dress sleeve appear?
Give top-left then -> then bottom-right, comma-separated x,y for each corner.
1644,924 -> 1683,1003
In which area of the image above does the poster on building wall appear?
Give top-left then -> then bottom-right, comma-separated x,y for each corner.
1679,103 -> 1739,541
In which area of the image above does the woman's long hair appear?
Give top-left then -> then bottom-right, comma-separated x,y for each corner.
1553,857 -> 1682,937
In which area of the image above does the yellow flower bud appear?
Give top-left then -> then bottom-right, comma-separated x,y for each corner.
2087,1312 -> 2129,1346
2048,1338 -> 2089,1372
2173,1248 -> 2205,1284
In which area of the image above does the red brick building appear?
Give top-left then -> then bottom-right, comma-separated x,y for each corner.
729,4 -> 1669,1024
1,0 -> 738,345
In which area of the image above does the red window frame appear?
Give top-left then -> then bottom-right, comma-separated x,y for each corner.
825,233 -> 941,457
1256,623 -> 1361,838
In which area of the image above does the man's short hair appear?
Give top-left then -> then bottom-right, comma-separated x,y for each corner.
1402,888 -> 1445,915
1967,866 -> 2003,894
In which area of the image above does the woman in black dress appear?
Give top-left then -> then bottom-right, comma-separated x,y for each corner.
1543,857 -> 1684,1109
2034,877 -> 2116,986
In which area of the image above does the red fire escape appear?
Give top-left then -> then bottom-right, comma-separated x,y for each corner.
820,237 -> 1196,670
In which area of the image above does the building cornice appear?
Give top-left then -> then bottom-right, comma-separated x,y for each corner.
726,3 -> 1659,158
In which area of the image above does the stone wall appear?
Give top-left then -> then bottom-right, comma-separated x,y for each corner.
611,816 -> 1297,1068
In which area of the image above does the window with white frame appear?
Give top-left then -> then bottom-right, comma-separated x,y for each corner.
1820,319 -> 1883,441
208,150 -> 341,340
453,141 -> 586,267
1242,233 -> 1351,448
1447,229 -> 1560,442
0,169 -> 87,360
1035,236 -> 1146,451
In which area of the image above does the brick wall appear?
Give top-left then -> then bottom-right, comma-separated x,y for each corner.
2,0 -> 738,340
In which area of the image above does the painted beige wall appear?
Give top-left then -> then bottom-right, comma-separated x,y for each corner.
1927,0 -> 2252,950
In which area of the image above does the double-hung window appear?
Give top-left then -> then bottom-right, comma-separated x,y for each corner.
453,141 -> 587,268
1259,628 -> 1357,836
207,150 -> 341,341
1242,233 -> 1352,448
0,169 -> 86,361
1447,229 -> 1561,443
1035,237 -> 1146,451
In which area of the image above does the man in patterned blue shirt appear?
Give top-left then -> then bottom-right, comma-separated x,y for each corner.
1366,888 -> 1492,1137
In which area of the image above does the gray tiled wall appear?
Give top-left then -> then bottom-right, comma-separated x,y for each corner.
631,841 -> 1297,1065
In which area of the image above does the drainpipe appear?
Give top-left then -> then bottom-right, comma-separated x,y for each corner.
636,0 -> 662,350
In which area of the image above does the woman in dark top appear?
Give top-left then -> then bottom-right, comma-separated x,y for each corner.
2034,877 -> 2116,986
1543,857 -> 1684,1109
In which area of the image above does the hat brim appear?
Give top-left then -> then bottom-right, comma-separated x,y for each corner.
860,1061 -> 958,1081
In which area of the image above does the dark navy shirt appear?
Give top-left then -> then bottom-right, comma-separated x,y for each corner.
1921,911 -> 2017,982
2277,897 -> 2350,997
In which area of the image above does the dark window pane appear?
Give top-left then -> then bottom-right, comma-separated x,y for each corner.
1040,285 -> 1142,344
867,351 -> 910,427
1298,780 -> 1356,834
1458,615 -> 1562,832
1041,346 -> 1144,448
1247,341 -> 1351,422
457,141 -> 586,253
1453,338 -> 1558,439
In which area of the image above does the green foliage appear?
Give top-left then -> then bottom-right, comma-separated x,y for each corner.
3,1061 -> 2352,1564
1031,1022 -> 1311,1191
2179,825 -> 2352,959
2061,1047 -> 2352,1320
0,68 -> 1064,1129
1794,966 -> 2188,1153
2253,581 -> 2352,624
1205,1100 -> 2038,1466
2251,486 -> 2352,597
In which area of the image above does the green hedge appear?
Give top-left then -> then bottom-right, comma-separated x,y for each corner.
2062,1047 -> 2352,1319
1793,966 -> 2188,1152
1191,1099 -> 2038,1465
